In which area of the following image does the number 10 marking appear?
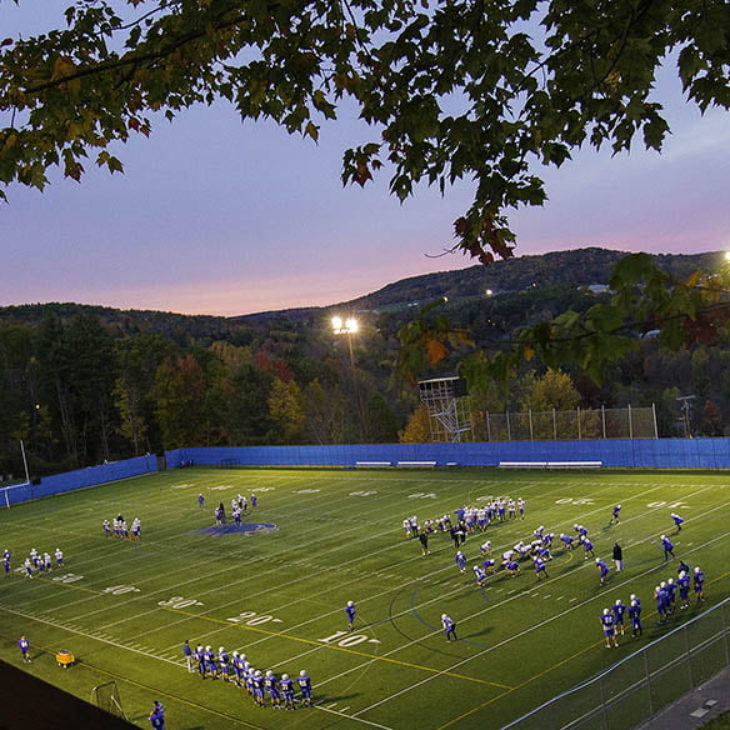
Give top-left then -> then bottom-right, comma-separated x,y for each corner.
317,631 -> 376,647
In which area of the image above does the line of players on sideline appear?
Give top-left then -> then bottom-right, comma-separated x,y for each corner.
402,502 -> 706,643
3,547 -> 64,578
181,641 -> 312,710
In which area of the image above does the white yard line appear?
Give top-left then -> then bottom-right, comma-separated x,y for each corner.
351,522 -> 730,718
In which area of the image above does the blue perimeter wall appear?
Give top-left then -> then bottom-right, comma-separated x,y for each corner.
4,440 -> 728,508
166,438 -> 730,470
2,454 -> 157,507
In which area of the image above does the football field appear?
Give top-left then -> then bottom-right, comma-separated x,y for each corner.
1,467 -> 728,729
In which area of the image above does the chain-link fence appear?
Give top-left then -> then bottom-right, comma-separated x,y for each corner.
481,405 -> 657,441
503,598 -> 729,730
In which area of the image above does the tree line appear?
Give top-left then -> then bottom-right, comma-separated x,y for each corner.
1,291 -> 728,480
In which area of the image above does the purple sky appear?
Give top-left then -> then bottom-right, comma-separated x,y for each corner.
2,4 -> 728,316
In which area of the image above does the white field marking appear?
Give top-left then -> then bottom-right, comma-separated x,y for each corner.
241,488 -> 719,675
9,475 -> 433,612
312,495 -> 727,695
159,478 -> 658,653
2,470 -> 371,559
314,703 -> 394,730
557,596 -> 564,601
97,470 -> 613,637
90,505 -> 468,630
171,484 -> 194,489
0,601 -> 180,667
11,478 -> 685,665
351,527 -> 730,717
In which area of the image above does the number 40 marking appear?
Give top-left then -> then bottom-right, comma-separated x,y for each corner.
318,630 -> 380,647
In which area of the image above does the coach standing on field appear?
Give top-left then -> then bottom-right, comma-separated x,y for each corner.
613,542 -> 623,572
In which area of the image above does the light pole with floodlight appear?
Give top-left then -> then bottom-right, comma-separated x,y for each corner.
331,316 -> 367,443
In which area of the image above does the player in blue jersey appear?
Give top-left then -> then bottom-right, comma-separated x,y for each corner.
693,567 -> 705,602
54,548 -> 64,567
3,554 -> 9,577
677,571 -> 691,610
582,537 -> 595,560
231,651 -> 243,686
655,585 -> 668,622
264,670 -> 281,708
244,662 -> 255,696
595,558 -> 609,586
441,613 -> 457,641
482,558 -> 496,574
473,565 -> 488,586
103,519 -> 111,537
533,557 -> 549,580
204,645 -> 217,678
506,559 -> 521,577
560,533 -> 575,551
517,497 -> 526,520
600,608 -> 619,648
194,645 -> 205,678
250,494 -> 257,508
297,670 -> 312,706
148,701 -> 165,730
665,579 -> 677,613
218,647 -> 229,681
677,559 -> 690,576
670,512 -> 684,532
612,599 -> 626,636
455,551 -> 467,573
17,636 -> 31,663
24,558 -> 33,578
574,524 -> 588,540
197,493 -> 204,507
479,540 -> 492,556
610,504 -> 622,525
252,670 -> 265,706
345,600 -> 356,631
280,673 -> 295,709
628,599 -> 642,637
660,535 -> 675,560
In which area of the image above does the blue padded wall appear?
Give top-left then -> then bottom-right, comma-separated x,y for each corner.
166,438 -> 730,470
2,455 -> 158,507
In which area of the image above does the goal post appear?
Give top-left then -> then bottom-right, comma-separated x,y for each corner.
90,681 -> 127,720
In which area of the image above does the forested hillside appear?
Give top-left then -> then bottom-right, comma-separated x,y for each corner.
1,248 -> 727,480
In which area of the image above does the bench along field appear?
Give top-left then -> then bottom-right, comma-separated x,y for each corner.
0,468 -> 727,729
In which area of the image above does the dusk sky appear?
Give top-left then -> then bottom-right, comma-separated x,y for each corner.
2,3 -> 728,317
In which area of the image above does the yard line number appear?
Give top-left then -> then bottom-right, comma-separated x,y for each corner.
103,584 -> 140,595
52,573 -> 84,583
318,630 -> 381,647
226,610 -> 283,626
158,596 -> 204,609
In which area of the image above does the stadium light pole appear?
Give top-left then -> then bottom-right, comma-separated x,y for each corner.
331,316 -> 367,443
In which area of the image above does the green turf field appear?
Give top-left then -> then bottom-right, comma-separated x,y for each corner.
0,467 -> 728,729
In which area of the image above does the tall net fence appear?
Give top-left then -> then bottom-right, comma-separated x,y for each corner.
503,598 -> 729,730
481,406 -> 657,442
